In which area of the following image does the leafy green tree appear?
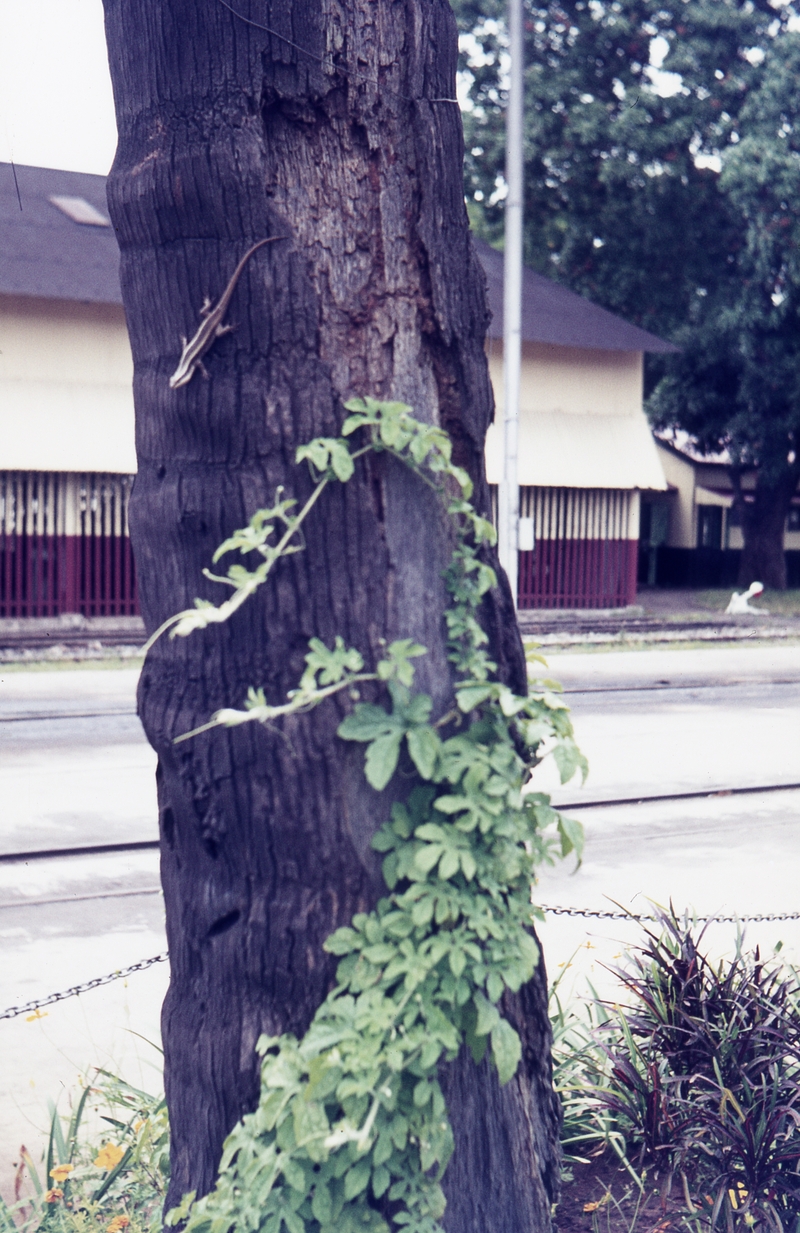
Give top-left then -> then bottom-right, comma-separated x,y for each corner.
649,31 -> 800,587
455,0 -> 800,586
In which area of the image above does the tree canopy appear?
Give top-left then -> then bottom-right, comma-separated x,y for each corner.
455,0 -> 800,585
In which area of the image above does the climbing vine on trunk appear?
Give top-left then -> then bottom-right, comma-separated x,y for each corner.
157,400 -> 585,1233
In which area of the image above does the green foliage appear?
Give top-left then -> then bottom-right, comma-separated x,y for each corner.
549,974 -> 631,1175
455,0 -> 800,579
161,399 -> 585,1233
454,0 -> 793,333
648,32 -> 800,541
1,1072 -> 168,1233
589,907 -> 800,1231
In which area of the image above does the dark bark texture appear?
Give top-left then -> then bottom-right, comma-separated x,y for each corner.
732,466 -> 800,590
101,1 -> 560,1227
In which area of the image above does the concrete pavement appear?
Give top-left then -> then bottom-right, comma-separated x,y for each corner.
1,644 -> 799,1192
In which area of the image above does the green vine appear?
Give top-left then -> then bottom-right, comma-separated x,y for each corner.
160,398 -> 586,1233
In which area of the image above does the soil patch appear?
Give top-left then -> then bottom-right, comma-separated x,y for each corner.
557,1153 -> 689,1233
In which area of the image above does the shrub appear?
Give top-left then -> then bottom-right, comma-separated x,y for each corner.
591,906 -> 800,1231
1,1072 -> 167,1233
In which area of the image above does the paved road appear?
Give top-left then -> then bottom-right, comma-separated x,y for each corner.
0,645 -> 798,1191
530,643 -> 800,1002
0,666 -> 162,1194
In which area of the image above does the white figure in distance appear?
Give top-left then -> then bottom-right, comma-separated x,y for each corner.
726,581 -> 769,614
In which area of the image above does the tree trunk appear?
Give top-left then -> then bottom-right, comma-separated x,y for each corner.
734,467 -> 798,590
101,1 -> 560,1228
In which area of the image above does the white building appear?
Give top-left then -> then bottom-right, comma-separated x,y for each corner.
476,240 -> 674,607
0,162 -> 135,617
1,163 -> 676,617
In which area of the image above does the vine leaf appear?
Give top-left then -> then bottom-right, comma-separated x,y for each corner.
473,991 -> 501,1037
552,739 -> 589,785
365,732 -> 405,792
406,726 -> 440,780
295,437 -> 354,482
491,1020 -> 522,1086
338,682 -> 435,791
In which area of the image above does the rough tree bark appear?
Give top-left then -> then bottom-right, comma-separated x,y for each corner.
102,1 -> 561,1228
732,466 -> 799,590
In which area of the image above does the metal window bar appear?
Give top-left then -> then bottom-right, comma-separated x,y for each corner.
0,471 -> 138,618
516,487 -> 636,609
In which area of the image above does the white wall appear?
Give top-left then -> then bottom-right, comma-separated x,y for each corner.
486,340 -> 644,419
0,294 -> 135,473
485,341 -> 666,491
654,443 -> 696,548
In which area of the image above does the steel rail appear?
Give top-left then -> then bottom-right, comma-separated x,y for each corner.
2,782 -> 799,867
0,886 -> 162,910
2,676 -> 799,724
0,708 -> 136,723
0,839 -> 160,864
557,781 -> 800,811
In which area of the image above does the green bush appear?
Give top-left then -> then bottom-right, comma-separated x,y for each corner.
590,907 -> 800,1231
1,1072 -> 168,1233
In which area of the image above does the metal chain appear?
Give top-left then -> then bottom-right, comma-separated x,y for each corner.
0,952 -> 169,1021
4,904 -> 800,1022
539,905 -> 800,924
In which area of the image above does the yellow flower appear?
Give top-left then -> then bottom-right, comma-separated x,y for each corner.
26,1009 -> 48,1022
583,1195 -> 611,1213
94,1143 -> 125,1171
44,1188 -> 63,1203
107,1216 -> 131,1232
49,1164 -> 74,1182
133,1119 -> 146,1134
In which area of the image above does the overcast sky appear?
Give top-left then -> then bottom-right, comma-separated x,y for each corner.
4,0 -> 798,182
0,0 -> 117,175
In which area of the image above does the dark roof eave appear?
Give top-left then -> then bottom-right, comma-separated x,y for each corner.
0,285 -> 123,308
474,238 -> 679,354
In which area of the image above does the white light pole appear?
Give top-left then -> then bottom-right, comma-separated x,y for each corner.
498,0 -> 524,608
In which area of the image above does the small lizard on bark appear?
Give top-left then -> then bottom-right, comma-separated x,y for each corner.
169,236 -> 287,389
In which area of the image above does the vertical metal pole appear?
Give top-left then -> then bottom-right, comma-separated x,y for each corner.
499,0 -> 524,608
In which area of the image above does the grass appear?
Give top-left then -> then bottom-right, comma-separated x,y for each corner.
2,1071 -> 167,1233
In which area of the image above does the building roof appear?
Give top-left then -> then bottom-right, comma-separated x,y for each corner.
654,431 -> 732,467
0,162 -> 122,305
1,162 -> 677,356
474,238 -> 678,354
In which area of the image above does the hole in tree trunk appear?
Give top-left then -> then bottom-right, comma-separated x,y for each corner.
161,806 -> 175,848
207,909 -> 241,938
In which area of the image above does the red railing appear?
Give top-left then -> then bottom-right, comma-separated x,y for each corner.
518,539 -> 637,609
0,472 -> 139,618
0,536 -> 138,617
516,486 -> 638,610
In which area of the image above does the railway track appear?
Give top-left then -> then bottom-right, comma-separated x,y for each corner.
0,620 -> 146,653
2,672 -> 799,728
1,780 -> 798,869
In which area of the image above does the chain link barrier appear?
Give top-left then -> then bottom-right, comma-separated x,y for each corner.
539,905 -> 800,924
3,906 -> 800,1022
0,953 -> 169,1021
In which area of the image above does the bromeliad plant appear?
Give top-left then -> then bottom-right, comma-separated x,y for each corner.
155,398 -> 586,1233
591,908 -> 800,1232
